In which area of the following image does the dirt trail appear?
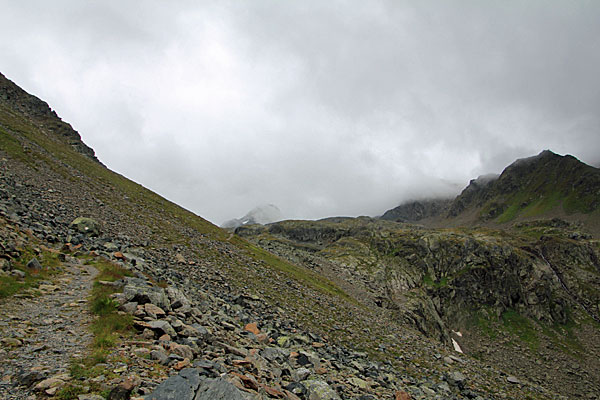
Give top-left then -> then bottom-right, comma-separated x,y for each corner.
0,261 -> 97,399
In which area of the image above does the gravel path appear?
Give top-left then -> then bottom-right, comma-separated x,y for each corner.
0,261 -> 97,399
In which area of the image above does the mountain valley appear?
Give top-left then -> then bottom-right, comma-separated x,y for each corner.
1,71 -> 599,400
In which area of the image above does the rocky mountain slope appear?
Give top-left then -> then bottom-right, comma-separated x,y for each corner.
380,199 -> 453,223
1,71 -> 597,400
447,150 -> 600,226
237,217 -> 600,399
381,151 -> 600,236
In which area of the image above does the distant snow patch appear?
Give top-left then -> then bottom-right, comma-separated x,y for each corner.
452,338 -> 463,353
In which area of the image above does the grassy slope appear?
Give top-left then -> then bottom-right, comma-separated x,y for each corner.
479,153 -> 600,225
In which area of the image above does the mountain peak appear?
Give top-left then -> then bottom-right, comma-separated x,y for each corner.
0,73 -> 99,162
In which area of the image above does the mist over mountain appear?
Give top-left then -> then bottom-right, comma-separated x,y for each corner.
221,204 -> 283,229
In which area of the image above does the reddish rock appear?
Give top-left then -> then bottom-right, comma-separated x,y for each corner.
233,359 -> 252,367
396,391 -> 411,400
284,390 -> 302,400
244,322 -> 260,335
261,384 -> 285,398
256,333 -> 269,344
113,251 -> 126,260
230,372 -> 259,391
174,358 -> 190,370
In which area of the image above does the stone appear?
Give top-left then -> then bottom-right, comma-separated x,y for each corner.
145,368 -> 200,400
26,258 -> 42,270
34,377 -> 64,391
285,382 -> 308,398
10,269 -> 25,278
303,380 -> 341,400
230,372 -> 259,391
70,217 -> 100,236
104,242 -> 119,252
395,392 -> 411,400
148,320 -> 177,337
244,322 -> 260,335
169,343 -> 194,360
150,349 -> 169,365
144,303 -> 166,319
166,286 -> 191,310
195,377 -> 248,400
348,377 -> 369,389
447,371 -> 466,389
107,386 -> 131,400
123,279 -> 171,311
507,376 -> 520,384
294,368 -> 311,381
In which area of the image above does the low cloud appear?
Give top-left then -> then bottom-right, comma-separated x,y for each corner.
1,1 -> 599,224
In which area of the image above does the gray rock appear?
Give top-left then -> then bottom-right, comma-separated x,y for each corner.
166,286 -> 191,311
150,349 -> 169,365
145,368 -> 200,400
120,302 -> 138,314
11,269 -> 25,278
103,242 -> 119,252
447,371 -> 466,389
0,258 -> 12,271
304,380 -> 341,400
148,320 -> 177,337
507,376 -> 520,384
26,258 -> 42,270
123,280 -> 171,311
294,367 -> 311,381
195,378 -> 249,400
69,217 -> 100,236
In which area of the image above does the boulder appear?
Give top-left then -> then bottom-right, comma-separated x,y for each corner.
69,217 -> 100,236
303,380 -> 341,400
166,286 -> 191,311
26,258 -> 42,270
148,320 -> 177,338
145,368 -> 200,400
122,278 -> 170,311
195,378 -> 250,400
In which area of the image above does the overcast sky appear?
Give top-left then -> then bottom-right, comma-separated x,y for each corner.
1,1 -> 599,224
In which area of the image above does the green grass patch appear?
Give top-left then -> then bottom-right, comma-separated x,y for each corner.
0,248 -> 63,298
236,239 -> 357,305
501,309 -> 539,350
0,125 -> 31,164
55,384 -> 85,400
422,273 -> 448,288
467,308 -> 498,339
87,258 -> 134,350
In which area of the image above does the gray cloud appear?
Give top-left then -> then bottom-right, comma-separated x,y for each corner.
1,1 -> 599,224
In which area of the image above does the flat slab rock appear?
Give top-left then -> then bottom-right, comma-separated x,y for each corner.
145,369 -> 251,400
